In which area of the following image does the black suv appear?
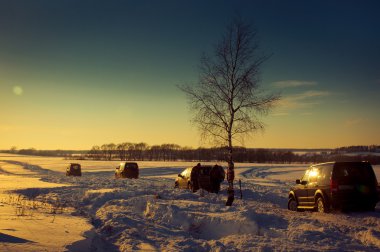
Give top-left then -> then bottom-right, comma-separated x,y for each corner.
66,163 -> 82,176
175,164 -> 225,193
115,162 -> 139,179
288,161 -> 379,212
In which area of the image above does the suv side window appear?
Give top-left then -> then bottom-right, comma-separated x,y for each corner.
185,168 -> 192,178
181,169 -> 187,177
317,164 -> 332,185
301,169 -> 310,183
308,167 -> 318,183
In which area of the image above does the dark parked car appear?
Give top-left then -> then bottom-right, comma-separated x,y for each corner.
115,162 -> 139,179
175,164 -> 225,193
288,161 -> 379,213
66,163 -> 82,176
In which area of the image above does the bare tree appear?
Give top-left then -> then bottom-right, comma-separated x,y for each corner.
100,144 -> 108,160
117,143 -> 126,160
179,17 -> 280,205
135,142 -> 148,161
89,145 -> 101,160
10,146 -> 18,153
101,143 -> 116,160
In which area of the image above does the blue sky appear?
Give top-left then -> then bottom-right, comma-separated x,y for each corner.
1,0 -> 379,149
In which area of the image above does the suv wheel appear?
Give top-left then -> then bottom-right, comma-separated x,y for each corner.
188,182 -> 197,193
288,197 -> 298,211
316,197 -> 328,213
365,203 -> 376,212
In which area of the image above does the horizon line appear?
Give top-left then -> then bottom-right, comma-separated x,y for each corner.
2,145 -> 379,152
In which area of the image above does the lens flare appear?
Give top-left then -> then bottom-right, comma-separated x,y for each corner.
13,86 -> 23,95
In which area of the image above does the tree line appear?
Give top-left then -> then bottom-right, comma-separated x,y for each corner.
84,143 -> 380,164
332,145 -> 380,153
5,148 -> 85,157
4,144 -> 380,164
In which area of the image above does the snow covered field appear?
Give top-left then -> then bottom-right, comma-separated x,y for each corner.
0,153 -> 380,251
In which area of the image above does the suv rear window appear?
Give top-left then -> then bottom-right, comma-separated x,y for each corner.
333,162 -> 376,184
125,163 -> 138,169
72,164 -> 80,169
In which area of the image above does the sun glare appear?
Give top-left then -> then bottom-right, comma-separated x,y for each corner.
309,169 -> 318,178
13,86 -> 23,95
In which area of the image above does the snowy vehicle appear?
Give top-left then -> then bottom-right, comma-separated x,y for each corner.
175,164 -> 225,193
66,163 -> 82,176
288,161 -> 379,212
115,162 -> 139,179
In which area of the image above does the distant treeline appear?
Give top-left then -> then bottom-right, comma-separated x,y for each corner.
4,148 -> 86,157
332,145 -> 380,153
4,144 -> 380,164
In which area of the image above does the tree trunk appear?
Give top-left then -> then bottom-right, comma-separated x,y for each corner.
226,136 -> 235,206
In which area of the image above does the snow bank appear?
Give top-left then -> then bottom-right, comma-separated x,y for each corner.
1,154 -> 380,251
358,229 -> 380,247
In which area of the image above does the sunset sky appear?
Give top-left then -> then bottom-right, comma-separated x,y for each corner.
1,0 -> 379,150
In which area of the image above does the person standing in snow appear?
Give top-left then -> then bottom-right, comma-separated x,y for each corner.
210,165 -> 225,193
190,163 -> 201,192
